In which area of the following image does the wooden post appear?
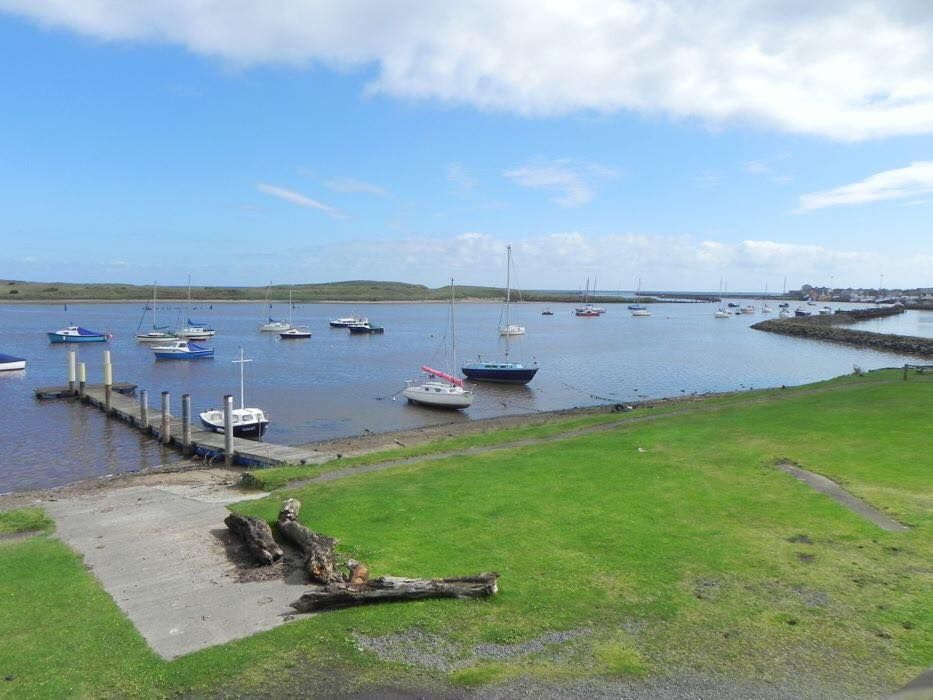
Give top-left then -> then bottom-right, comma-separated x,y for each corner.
903,364 -> 908,380
223,394 -> 234,467
67,350 -> 76,394
161,391 -> 171,444
139,390 -> 149,431
182,394 -> 192,454
103,350 -> 113,414
78,363 -> 86,397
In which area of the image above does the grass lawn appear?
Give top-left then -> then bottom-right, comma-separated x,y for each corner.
0,369 -> 930,697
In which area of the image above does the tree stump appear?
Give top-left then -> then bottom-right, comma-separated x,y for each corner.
224,513 -> 283,565
276,498 -> 343,584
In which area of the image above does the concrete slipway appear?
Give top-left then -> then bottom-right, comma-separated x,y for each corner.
43,483 -> 302,660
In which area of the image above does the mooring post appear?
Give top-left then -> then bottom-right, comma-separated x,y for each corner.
161,391 -> 171,444
181,393 -> 192,454
139,389 -> 149,431
78,362 -> 86,397
67,350 -> 76,394
223,394 -> 234,467
103,350 -> 113,414
903,364 -> 908,381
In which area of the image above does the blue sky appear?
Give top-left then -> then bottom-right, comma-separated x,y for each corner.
0,2 -> 931,291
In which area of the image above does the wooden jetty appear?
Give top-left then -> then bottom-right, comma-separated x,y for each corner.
34,383 -> 334,469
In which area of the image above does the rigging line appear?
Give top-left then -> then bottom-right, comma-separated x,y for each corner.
559,380 -> 625,404
375,385 -> 408,401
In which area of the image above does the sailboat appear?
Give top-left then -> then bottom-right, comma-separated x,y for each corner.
714,278 -> 730,318
575,277 -> 603,316
199,348 -> 269,439
136,282 -> 176,343
462,246 -> 539,385
259,283 -> 291,332
403,279 -> 474,409
279,288 -> 311,339
174,275 -> 216,340
630,277 -> 651,316
761,282 -> 773,314
498,246 -> 525,336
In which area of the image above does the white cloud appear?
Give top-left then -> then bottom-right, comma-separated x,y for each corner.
504,159 -> 617,206
256,182 -> 343,218
324,176 -> 389,198
4,1 -> 933,139
744,160 -> 770,175
796,161 -> 933,212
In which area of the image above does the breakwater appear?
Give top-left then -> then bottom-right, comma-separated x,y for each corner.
752,307 -> 933,358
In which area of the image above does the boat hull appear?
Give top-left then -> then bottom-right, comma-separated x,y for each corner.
47,333 -> 107,343
403,389 -> 472,409
153,350 -> 214,359
199,417 -> 269,439
0,354 -> 26,371
461,364 -> 538,384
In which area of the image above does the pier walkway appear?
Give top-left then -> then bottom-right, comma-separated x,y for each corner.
35,383 -> 334,468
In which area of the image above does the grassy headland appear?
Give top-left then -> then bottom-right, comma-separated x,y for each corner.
0,369 -> 929,697
0,278 -> 712,304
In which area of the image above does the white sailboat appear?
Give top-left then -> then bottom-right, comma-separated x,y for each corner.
403,279 -> 473,409
136,282 -> 176,343
498,246 -> 525,336
199,348 -> 269,439
714,278 -> 730,318
259,283 -> 292,332
279,288 -> 311,339
174,275 -> 216,340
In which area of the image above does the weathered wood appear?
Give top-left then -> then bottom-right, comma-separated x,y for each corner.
276,499 -> 343,584
224,513 -> 283,565
348,559 -> 369,586
291,573 -> 499,613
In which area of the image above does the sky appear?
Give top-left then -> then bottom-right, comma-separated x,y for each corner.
0,1 -> 931,292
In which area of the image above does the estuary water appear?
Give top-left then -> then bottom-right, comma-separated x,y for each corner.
0,301 -> 928,493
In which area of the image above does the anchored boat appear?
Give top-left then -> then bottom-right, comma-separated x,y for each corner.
330,315 -> 367,328
0,353 -> 26,371
199,348 -> 269,439
151,340 -> 214,360
348,321 -> 384,334
47,326 -> 109,343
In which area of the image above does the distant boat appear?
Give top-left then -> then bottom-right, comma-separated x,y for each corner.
330,315 -> 367,328
714,310 -> 731,319
174,275 -> 216,339
541,308 -> 554,316
259,282 -> 290,332
778,302 -> 790,308
348,321 -> 384,334
463,247 -> 539,385
795,308 -> 812,317
152,340 -> 214,360
761,304 -> 773,313
136,283 -> 175,343
740,305 -> 756,314
628,304 -> 647,311
0,353 -> 26,371
727,302 -> 740,308
575,276 -> 605,317
779,309 -> 791,318
279,326 -> 312,339
48,326 -> 109,343
404,278 -> 474,408
199,348 -> 269,439
818,306 -> 833,315
631,308 -> 651,317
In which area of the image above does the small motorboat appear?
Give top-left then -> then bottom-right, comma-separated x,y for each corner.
740,305 -> 756,314
0,353 -> 26,371
541,309 -> 554,316
795,308 -> 812,317
762,305 -> 773,313
714,309 -> 730,318
575,306 -> 601,317
779,309 -> 791,318
199,349 -> 269,439
631,309 -> 651,317
628,304 -> 647,311
47,326 -> 109,343
818,307 -> 833,315
778,302 -> 790,308
151,340 -> 214,360
280,326 -> 312,339
347,321 -> 384,334
727,302 -> 739,308
329,315 -> 367,328
259,318 -> 291,333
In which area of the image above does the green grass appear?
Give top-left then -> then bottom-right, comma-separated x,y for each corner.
1,369 -> 930,697
0,508 -> 53,535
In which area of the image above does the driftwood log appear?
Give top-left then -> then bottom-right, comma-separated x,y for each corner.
276,498 -> 343,584
224,513 -> 283,565
291,573 -> 500,613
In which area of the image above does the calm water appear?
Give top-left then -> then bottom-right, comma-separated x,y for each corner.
0,301 -> 928,493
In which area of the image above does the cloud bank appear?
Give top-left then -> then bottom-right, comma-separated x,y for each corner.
3,1 -> 933,139
797,161 -> 933,211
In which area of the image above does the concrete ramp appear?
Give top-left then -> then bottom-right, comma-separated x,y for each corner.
44,484 -> 303,659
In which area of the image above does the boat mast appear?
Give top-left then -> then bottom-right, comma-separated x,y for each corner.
152,281 -> 158,329
505,246 -> 511,358
232,347 -> 252,409
450,278 -> 457,378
